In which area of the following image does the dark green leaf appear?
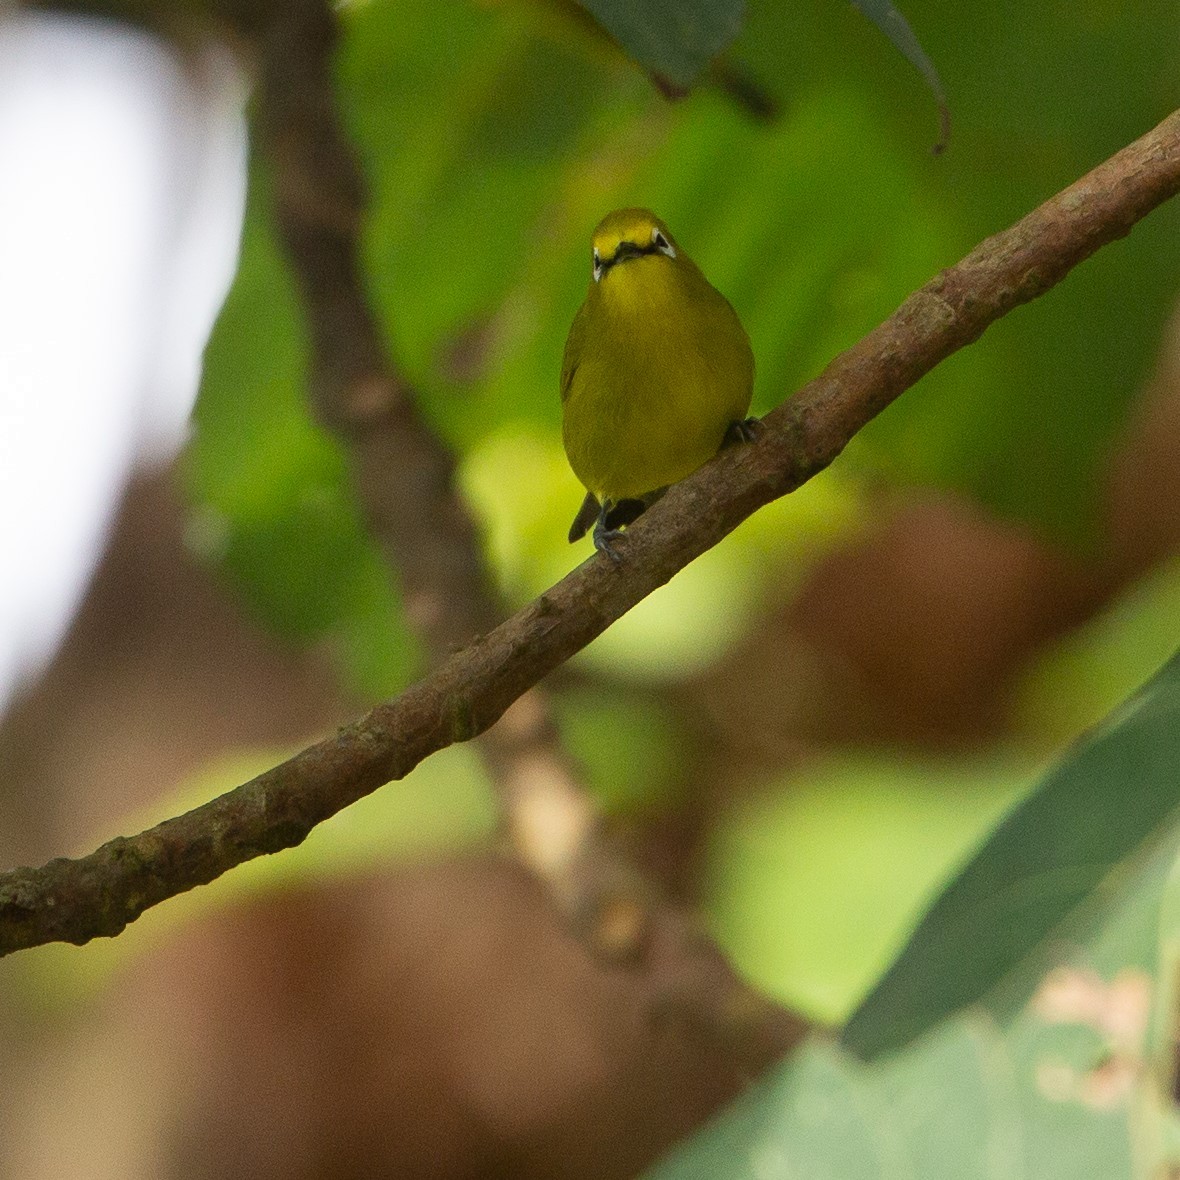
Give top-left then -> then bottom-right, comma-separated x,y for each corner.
848,0 -> 949,150
575,0 -> 746,90
650,836 -> 1171,1179
842,648 -> 1180,1060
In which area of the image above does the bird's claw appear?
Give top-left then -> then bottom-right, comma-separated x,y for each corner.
588,497 -> 652,564
724,416 -> 761,446
593,524 -> 625,565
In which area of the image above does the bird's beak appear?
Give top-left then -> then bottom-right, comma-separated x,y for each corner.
612,241 -> 645,264
598,239 -> 653,279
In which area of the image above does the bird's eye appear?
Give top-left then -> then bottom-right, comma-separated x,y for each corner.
652,228 -> 676,258
592,247 -> 603,282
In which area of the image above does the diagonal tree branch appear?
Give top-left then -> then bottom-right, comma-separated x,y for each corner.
2,102 -> 1179,992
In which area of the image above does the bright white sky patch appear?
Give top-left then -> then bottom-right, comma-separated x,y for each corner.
0,13 -> 248,714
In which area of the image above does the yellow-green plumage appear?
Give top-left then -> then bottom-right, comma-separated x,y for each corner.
561,209 -> 754,542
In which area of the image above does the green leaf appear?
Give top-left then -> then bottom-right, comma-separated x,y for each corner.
843,648 -> 1180,1060
575,0 -> 746,90
848,0 -> 949,150
648,1028 -> 1024,1180
648,1016 -> 1136,1179
650,833 -> 1171,1179
1144,851 -> 1180,1175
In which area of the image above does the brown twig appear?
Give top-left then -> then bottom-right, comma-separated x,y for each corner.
1,89 -> 1178,1047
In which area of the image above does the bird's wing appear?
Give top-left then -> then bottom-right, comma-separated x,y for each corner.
560,300 -> 589,404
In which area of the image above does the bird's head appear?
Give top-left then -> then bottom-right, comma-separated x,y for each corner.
589,208 -> 679,284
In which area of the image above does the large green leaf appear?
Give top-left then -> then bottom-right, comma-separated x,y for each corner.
650,829 -> 1172,1179
843,648 -> 1180,1061
1144,852 -> 1180,1175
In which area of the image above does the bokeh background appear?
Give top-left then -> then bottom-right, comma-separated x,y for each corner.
3,0 -> 1180,1176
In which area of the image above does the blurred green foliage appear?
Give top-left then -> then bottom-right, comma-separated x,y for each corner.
181,0 -> 1180,1171
1015,557 -> 1180,743
705,756 -> 1031,1025
845,648 -> 1180,1059
653,664 -> 1180,1177
847,0 -> 948,150
191,0 -> 1180,695
188,165 -> 421,700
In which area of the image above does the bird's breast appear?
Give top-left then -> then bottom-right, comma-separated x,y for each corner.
562,260 -> 753,501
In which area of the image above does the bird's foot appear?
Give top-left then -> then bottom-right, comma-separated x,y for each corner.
724,416 -> 761,446
593,524 -> 625,564
591,497 -> 649,564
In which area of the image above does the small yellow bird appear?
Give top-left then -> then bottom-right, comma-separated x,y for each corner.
561,208 -> 756,560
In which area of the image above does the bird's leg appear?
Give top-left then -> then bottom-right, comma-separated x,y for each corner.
592,491 -> 667,563
593,498 -> 626,564
723,416 -> 761,446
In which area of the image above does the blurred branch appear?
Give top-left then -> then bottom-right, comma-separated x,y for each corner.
244,0 -> 804,1064
2,10 -> 1179,1062
250,2 -> 496,645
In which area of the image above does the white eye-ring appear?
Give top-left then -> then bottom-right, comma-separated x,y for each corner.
652,227 -> 676,258
592,247 -> 603,282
